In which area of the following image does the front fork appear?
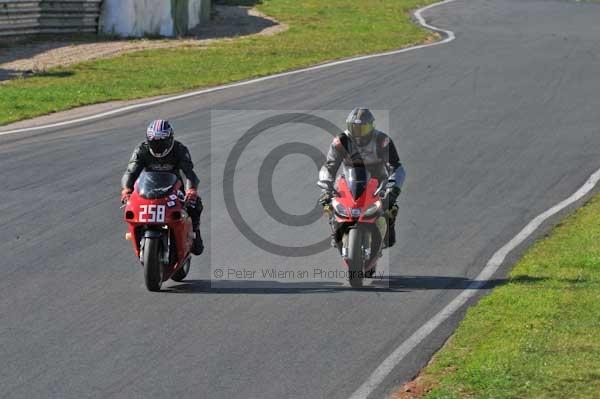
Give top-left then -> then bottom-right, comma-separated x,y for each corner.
334,217 -> 387,261
139,228 -> 170,266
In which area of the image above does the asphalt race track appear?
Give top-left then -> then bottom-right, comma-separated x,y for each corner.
2,0 -> 600,398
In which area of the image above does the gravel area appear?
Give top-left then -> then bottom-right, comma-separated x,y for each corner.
0,6 -> 286,81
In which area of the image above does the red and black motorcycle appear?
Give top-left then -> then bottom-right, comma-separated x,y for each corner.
320,167 -> 390,288
123,171 -> 196,291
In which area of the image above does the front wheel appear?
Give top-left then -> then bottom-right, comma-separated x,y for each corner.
346,228 -> 364,288
143,237 -> 163,292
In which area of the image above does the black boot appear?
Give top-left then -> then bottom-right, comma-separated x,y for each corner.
188,202 -> 204,256
382,221 -> 396,248
388,224 -> 396,248
192,227 -> 204,256
384,205 -> 398,248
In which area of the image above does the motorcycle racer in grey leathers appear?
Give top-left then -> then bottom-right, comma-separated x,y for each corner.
318,108 -> 406,247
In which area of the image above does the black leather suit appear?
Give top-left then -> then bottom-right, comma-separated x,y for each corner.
122,140 -> 202,228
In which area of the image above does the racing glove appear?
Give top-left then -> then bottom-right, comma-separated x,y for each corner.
318,190 -> 333,208
121,188 -> 132,204
185,188 -> 200,208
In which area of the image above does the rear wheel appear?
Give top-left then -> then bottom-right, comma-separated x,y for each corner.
171,259 -> 190,282
143,238 -> 163,292
347,228 -> 364,288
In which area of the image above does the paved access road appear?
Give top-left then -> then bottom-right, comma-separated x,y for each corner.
2,0 -> 600,398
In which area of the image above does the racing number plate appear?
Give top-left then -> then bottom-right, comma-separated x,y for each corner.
139,204 -> 166,223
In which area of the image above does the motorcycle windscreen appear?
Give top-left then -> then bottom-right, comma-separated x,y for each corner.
345,167 -> 369,200
137,171 -> 178,199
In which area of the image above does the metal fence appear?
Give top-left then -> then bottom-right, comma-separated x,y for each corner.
0,0 -> 102,37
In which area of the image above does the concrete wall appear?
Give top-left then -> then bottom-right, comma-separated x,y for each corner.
100,0 -> 210,38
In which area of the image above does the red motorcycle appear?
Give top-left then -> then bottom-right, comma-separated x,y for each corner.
123,171 -> 195,291
320,167 -> 390,288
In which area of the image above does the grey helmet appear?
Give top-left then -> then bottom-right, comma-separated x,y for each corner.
346,108 -> 375,146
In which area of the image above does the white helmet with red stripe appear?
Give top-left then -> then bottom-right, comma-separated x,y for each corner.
146,119 -> 175,157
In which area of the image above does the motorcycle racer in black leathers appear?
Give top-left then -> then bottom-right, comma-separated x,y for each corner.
121,119 -> 204,255
318,108 -> 406,247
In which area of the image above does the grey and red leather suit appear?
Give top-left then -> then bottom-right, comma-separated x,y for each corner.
318,129 -> 405,190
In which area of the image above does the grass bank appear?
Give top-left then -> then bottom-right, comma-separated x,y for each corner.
0,0 -> 439,126
399,196 -> 600,398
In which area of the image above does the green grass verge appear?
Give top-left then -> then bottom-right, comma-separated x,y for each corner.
416,196 -> 600,399
0,0 -> 439,126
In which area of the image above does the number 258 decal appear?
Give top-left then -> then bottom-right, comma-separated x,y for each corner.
139,205 -> 166,223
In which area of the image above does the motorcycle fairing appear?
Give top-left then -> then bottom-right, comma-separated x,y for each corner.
124,173 -> 193,278
333,177 -> 380,223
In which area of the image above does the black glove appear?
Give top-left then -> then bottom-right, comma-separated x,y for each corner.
318,190 -> 333,207
383,186 -> 401,209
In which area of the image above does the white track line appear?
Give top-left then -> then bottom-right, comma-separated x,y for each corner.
345,6 -> 600,399
0,0 -> 456,137
349,167 -> 600,398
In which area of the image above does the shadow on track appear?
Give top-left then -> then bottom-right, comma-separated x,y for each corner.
163,275 -> 542,294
